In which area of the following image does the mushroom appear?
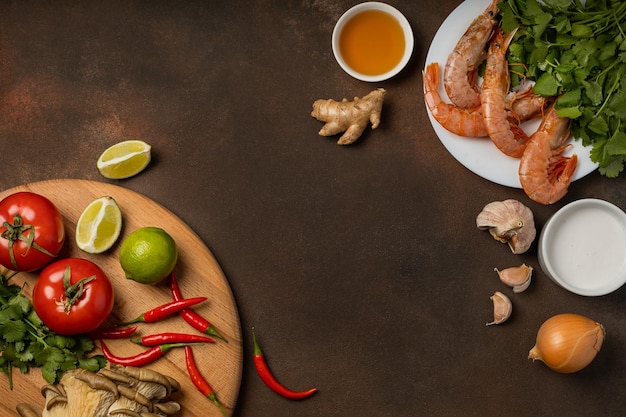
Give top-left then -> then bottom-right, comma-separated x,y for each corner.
476,199 -> 536,254
154,401 -> 182,415
15,404 -> 42,417
15,366 -> 181,417
110,365 -> 177,399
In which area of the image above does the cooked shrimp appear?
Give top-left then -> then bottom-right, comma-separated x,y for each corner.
481,26 -> 529,158
424,62 -> 488,137
444,0 -> 501,109
506,85 -> 550,123
518,105 -> 578,205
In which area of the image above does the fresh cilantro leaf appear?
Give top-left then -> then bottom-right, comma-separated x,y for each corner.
41,361 -> 61,384
525,0 -> 547,16
557,89 -> 582,107
599,41 -> 617,62
60,358 -> 79,373
584,81 -> 604,106
572,23 -> 593,38
543,0 -> 574,11
557,106 -> 583,119
605,131 -> 626,155
499,2 -> 519,33
599,157 -> 625,177
588,116 -> 610,135
9,294 -> 31,314
3,320 -> 27,343
74,335 -> 95,355
534,72 -> 560,96
532,13 -> 553,39
607,90 -> 626,120
79,355 -> 107,372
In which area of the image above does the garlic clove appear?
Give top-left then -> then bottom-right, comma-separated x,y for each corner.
476,199 -> 536,254
486,291 -> 512,326
495,264 -> 533,293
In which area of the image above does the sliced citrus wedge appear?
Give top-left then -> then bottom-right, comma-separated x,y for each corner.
97,140 -> 152,179
76,196 -> 123,254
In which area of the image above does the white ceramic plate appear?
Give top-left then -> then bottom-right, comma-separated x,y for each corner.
424,0 -> 597,188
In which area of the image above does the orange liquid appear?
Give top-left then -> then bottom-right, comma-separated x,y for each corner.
339,10 -> 405,76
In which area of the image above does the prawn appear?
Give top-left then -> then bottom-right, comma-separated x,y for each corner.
518,105 -> 578,205
444,0 -> 501,109
423,62 -> 488,137
481,26 -> 529,158
424,62 -> 547,138
506,85 -> 550,123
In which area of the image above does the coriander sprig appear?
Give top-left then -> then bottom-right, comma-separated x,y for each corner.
0,271 -> 105,389
501,0 -> 626,177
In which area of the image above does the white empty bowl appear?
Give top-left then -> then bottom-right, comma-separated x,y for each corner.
332,2 -> 414,82
538,199 -> 626,296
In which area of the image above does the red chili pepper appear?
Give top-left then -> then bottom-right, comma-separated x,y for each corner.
252,329 -> 317,400
100,340 -> 188,367
184,346 -> 228,417
131,332 -> 215,346
170,273 -> 227,342
122,297 -> 207,324
89,326 -> 138,340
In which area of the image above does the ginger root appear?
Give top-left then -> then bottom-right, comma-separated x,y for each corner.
311,88 -> 386,145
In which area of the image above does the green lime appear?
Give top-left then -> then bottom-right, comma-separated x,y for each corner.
119,227 -> 178,285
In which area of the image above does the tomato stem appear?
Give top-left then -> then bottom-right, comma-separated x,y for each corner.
1,213 -> 55,270
54,265 -> 97,314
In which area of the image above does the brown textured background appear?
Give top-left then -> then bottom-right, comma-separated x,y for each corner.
1,1 -> 626,416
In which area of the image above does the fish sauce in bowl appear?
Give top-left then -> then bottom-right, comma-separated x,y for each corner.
332,2 -> 413,82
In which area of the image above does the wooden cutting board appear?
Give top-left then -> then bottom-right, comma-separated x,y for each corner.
0,179 -> 242,417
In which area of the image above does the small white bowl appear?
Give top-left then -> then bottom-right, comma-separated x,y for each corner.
538,199 -> 626,296
332,2 -> 414,82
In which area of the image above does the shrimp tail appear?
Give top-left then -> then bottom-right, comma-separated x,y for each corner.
423,62 -> 488,137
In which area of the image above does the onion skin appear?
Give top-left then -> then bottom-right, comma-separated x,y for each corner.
528,313 -> 605,374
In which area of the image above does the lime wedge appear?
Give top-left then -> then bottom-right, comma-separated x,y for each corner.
97,140 -> 152,179
76,196 -> 123,254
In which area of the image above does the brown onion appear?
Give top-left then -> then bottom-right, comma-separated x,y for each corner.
528,313 -> 605,373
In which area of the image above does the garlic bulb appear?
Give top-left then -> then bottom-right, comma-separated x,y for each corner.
486,291 -> 512,326
476,199 -> 536,254
494,264 -> 532,293
528,313 -> 605,373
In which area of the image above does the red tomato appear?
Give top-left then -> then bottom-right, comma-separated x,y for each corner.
0,191 -> 66,272
33,258 -> 114,335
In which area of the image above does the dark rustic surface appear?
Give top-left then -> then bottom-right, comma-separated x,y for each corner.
1,1 -> 625,416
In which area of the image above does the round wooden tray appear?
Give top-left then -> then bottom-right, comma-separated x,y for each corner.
0,179 -> 242,417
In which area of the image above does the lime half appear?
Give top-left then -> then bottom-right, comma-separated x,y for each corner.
76,196 -> 123,254
119,227 -> 178,285
97,140 -> 152,179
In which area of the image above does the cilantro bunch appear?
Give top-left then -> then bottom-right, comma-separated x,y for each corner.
500,0 -> 626,177
0,271 -> 105,389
